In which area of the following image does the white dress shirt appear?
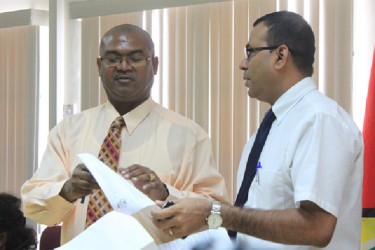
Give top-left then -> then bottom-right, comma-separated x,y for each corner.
236,77 -> 363,249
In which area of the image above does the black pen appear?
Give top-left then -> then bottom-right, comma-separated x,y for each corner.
162,200 -> 175,208
81,196 -> 86,204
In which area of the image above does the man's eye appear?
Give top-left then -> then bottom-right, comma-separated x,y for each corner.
128,57 -> 143,63
106,57 -> 121,63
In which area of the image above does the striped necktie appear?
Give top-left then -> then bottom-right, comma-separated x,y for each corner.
85,116 -> 125,228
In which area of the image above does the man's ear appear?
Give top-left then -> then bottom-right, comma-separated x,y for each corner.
96,58 -> 102,76
274,45 -> 289,70
152,56 -> 159,75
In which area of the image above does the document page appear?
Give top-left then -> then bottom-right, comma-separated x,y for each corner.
158,227 -> 233,250
70,154 -> 232,250
56,211 -> 157,250
78,153 -> 154,215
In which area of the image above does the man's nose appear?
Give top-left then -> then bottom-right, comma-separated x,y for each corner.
117,58 -> 132,70
239,58 -> 249,70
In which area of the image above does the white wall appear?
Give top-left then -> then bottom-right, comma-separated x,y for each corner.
0,0 -> 48,12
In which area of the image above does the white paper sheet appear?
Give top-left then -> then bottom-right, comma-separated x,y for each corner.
73,153 -> 233,250
56,211 -> 157,250
158,227 -> 233,250
78,153 -> 154,215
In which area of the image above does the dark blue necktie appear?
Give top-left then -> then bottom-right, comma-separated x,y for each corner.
228,109 -> 276,238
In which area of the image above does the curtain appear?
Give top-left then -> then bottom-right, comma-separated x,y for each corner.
0,26 -> 39,195
78,0 -> 354,202
0,0 -> 355,202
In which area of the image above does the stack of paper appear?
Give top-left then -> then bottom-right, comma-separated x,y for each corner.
56,211 -> 157,250
57,153 -> 232,250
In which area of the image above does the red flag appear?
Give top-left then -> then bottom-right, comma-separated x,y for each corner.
363,46 -> 375,212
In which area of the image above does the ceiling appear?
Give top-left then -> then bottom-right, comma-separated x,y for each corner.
0,0 -> 48,13
69,0 -> 232,19
0,0 -> 232,17
0,0 -> 231,28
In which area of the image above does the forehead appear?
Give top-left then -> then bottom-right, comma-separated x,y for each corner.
100,31 -> 150,54
248,22 -> 268,47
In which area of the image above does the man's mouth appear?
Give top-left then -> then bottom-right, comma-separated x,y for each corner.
115,75 -> 133,82
243,73 -> 250,80
243,75 -> 251,86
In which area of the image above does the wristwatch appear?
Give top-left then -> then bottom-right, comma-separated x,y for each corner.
207,201 -> 222,229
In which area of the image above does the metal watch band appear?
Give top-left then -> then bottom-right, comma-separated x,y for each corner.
211,200 -> 221,214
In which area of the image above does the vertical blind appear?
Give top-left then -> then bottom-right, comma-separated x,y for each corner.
79,0 -> 354,201
0,26 -> 39,195
0,0 -> 355,203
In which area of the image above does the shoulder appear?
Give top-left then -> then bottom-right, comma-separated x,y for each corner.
290,90 -> 362,145
306,91 -> 359,134
52,104 -> 106,134
152,103 -> 209,140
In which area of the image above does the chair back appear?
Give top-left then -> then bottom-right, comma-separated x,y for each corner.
39,226 -> 61,250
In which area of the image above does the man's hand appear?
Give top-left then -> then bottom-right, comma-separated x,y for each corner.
151,198 -> 211,239
59,164 -> 100,202
119,165 -> 168,201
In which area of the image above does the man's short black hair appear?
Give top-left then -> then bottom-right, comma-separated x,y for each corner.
254,11 -> 315,76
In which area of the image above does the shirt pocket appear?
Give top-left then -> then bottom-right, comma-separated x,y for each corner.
246,168 -> 284,210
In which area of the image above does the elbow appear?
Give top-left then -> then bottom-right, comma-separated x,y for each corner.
313,221 -> 336,248
299,201 -> 337,248
314,233 -> 333,248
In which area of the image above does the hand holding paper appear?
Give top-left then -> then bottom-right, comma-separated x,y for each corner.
62,154 -> 231,250
78,153 -> 154,215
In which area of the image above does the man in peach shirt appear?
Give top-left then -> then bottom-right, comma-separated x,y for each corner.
21,24 -> 227,245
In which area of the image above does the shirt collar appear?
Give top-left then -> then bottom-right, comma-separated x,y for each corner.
104,97 -> 154,134
272,77 -> 316,124
124,98 -> 154,134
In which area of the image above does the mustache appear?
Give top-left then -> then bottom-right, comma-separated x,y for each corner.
243,74 -> 250,80
113,72 -> 134,80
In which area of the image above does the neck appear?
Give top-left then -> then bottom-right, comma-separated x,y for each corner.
267,75 -> 308,106
110,97 -> 148,116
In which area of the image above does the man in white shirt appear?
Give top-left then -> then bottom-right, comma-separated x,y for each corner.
152,11 -> 363,249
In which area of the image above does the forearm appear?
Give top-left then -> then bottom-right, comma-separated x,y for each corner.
165,151 -> 228,203
177,137 -> 229,203
21,180 -> 75,226
165,183 -> 227,203
222,202 -> 336,247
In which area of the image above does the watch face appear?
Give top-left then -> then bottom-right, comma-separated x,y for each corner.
208,213 -> 223,229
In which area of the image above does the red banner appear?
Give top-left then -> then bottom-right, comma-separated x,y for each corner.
363,46 -> 375,210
